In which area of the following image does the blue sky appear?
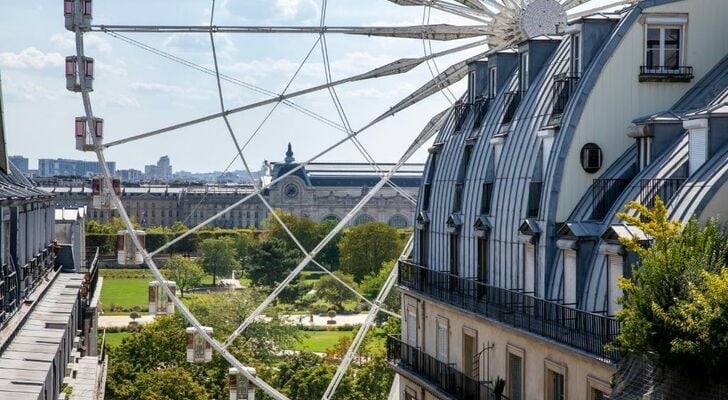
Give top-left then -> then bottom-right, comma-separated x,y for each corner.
0,0 -> 479,172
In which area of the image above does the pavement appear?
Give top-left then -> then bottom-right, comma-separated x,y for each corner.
98,312 -> 368,329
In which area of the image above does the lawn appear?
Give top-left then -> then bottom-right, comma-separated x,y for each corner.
101,331 -> 131,348
100,278 -> 149,312
289,330 -> 354,353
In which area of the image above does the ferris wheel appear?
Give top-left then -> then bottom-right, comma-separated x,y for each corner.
63,0 -> 636,398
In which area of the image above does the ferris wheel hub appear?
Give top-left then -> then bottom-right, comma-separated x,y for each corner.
519,0 -> 567,39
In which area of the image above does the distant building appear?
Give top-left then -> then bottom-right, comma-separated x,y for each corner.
37,158 -> 116,177
42,144 -> 424,229
145,155 -> 173,181
118,168 -> 144,183
8,155 -> 28,176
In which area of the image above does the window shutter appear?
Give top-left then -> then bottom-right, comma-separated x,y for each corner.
508,354 -> 523,400
608,255 -> 624,315
437,322 -> 448,362
524,243 -> 535,293
563,249 -> 577,305
406,309 -> 417,346
689,127 -> 707,174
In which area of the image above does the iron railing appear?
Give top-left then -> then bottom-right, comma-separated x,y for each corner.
639,178 -> 686,210
592,178 -> 631,220
501,91 -> 522,125
473,96 -> 491,128
550,73 -> 580,121
453,102 -> 472,133
387,335 -> 508,400
399,261 -> 622,362
639,65 -> 693,79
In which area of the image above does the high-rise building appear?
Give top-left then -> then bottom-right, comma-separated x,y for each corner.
8,155 -> 28,176
145,155 -> 173,181
37,158 -> 116,177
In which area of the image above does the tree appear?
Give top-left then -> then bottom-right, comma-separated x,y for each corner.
616,197 -> 728,383
166,255 -> 204,297
199,238 -> 240,286
315,271 -> 357,311
136,367 -> 209,400
264,210 -> 321,252
168,221 -> 196,255
247,237 -> 299,286
317,219 -> 344,269
338,222 -> 403,281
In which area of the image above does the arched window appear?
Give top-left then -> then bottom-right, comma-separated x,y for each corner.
353,214 -> 375,226
388,214 -> 409,228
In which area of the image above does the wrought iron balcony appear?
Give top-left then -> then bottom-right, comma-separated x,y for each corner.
591,178 -> 631,220
387,335 -> 508,400
501,91 -> 522,125
639,178 -> 686,210
399,261 -> 622,362
639,65 -> 693,82
549,73 -> 580,124
453,102 -> 472,133
473,96 -> 491,129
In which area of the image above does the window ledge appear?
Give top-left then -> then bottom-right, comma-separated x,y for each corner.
639,73 -> 693,83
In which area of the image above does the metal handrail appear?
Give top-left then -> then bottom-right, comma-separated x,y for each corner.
592,178 -> 631,220
398,261 -> 622,362
639,65 -> 693,77
387,335 -> 509,400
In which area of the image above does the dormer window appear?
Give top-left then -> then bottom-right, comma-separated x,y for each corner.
571,33 -> 581,75
640,16 -> 692,81
489,67 -> 497,98
520,52 -> 530,92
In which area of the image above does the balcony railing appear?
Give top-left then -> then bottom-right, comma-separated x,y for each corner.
639,65 -> 693,82
473,96 -> 491,129
639,178 -> 686,210
501,91 -> 522,125
387,335 -> 508,400
453,102 -> 472,133
592,178 -> 631,220
399,261 -> 622,362
550,73 -> 580,123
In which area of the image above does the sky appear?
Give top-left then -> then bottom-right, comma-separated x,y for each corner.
0,0 -> 483,173
0,0 -> 622,174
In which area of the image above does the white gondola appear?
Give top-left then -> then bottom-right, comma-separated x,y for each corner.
116,230 -> 145,265
148,280 -> 176,315
75,117 -> 103,150
64,0 -> 93,31
185,327 -> 213,363
229,367 -> 257,400
65,56 -> 94,92
91,176 -> 120,209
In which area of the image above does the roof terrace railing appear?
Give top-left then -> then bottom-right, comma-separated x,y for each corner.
387,335 -> 508,400
592,178 -> 631,220
473,96 -> 491,129
399,261 -> 621,362
501,91 -> 522,125
639,65 -> 693,82
453,102 -> 473,133
549,73 -> 580,124
639,178 -> 686,210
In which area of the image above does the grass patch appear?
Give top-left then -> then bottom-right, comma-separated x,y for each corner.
102,331 -> 131,348
289,330 -> 354,353
100,278 -> 149,312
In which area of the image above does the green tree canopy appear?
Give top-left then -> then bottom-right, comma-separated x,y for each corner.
264,209 -> 321,252
200,238 -> 240,286
136,367 -> 209,400
315,271 -> 358,311
616,197 -> 728,383
247,237 -> 300,286
165,255 -> 204,297
338,222 -> 403,282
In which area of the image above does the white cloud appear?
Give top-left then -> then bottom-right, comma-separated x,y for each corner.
129,82 -> 185,94
0,47 -> 63,70
50,32 -> 112,53
100,94 -> 140,108
275,0 -> 318,18
2,80 -> 61,102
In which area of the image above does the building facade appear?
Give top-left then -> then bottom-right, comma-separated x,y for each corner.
8,156 -> 28,177
390,1 -> 728,400
37,158 -> 116,178
42,144 -> 423,229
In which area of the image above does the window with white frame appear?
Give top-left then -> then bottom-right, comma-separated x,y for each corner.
436,318 -> 449,363
507,345 -> 524,400
520,52 -> 530,92
644,18 -> 686,72
571,33 -> 581,75
489,67 -> 497,98
545,360 -> 567,400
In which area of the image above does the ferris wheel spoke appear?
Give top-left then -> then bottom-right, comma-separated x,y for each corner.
92,24 -> 491,40
102,37 -> 486,149
564,0 -> 633,15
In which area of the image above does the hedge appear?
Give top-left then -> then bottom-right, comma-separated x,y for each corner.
87,229 -> 262,255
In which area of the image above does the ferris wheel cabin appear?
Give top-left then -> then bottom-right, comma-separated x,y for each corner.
91,176 -> 120,209
116,230 -> 145,266
75,116 -> 103,150
229,367 -> 257,400
65,56 -> 94,92
148,280 -> 176,315
64,0 -> 93,31
185,327 -> 213,363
